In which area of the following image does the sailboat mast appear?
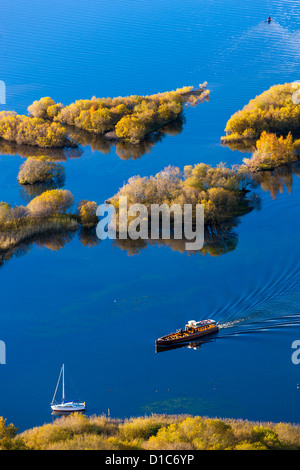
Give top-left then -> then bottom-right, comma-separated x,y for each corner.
51,365 -> 63,405
62,364 -> 65,403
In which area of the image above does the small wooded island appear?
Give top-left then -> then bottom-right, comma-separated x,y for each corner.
107,162 -> 253,229
0,85 -> 209,149
221,82 -> 300,143
221,82 -> 300,171
28,84 -> 210,144
0,188 -> 97,253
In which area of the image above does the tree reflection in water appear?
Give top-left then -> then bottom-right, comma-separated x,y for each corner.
0,114 -> 185,162
0,216 -> 246,268
251,162 -> 300,199
113,222 -> 241,257
0,140 -> 84,161
0,226 -> 78,267
19,175 -> 66,203
0,225 -> 101,268
67,115 -> 186,160
221,139 -> 300,199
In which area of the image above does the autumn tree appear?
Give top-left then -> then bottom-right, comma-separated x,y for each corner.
115,115 -> 147,143
0,202 -> 12,224
27,189 -> 74,217
28,97 -> 62,120
0,112 -> 71,148
242,131 -> 296,172
77,200 -> 98,227
0,417 -> 26,450
18,158 -> 65,185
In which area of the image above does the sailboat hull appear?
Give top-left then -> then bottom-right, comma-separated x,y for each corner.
51,403 -> 86,413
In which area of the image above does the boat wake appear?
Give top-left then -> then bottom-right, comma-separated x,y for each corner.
215,285 -> 300,337
217,313 -> 300,339
219,18 -> 300,79
210,254 -> 300,338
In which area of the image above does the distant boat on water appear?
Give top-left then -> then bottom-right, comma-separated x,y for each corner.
156,319 -> 219,347
51,364 -> 86,413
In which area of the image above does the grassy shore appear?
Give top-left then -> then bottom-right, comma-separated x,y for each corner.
2,413 -> 300,450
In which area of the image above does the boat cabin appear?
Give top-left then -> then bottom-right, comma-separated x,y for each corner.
185,319 -> 216,330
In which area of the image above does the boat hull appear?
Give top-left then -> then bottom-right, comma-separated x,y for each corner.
156,325 -> 219,347
51,404 -> 86,413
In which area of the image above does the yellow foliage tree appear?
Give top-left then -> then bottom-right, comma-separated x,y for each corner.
27,189 -> 74,217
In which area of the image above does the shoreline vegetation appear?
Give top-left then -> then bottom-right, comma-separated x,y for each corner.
221,82 -> 300,171
28,84 -> 210,144
2,413 -> 300,450
0,112 -> 74,148
221,83 -> 300,144
239,131 -> 300,173
0,117 -> 187,161
0,190 -> 98,256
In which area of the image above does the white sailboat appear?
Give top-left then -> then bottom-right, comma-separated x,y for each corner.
51,364 -> 86,413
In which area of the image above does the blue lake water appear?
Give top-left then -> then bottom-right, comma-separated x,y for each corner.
1,0 -> 300,431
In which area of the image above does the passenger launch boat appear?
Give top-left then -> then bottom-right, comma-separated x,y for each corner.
51,364 -> 86,413
156,319 -> 219,347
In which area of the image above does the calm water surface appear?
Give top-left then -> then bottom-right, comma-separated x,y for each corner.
1,0 -> 300,430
